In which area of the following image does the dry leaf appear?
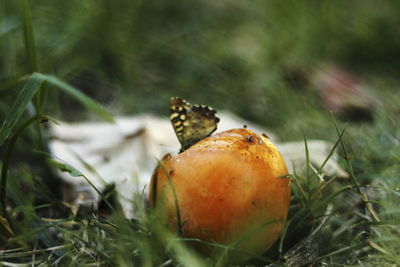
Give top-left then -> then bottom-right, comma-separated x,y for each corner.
49,113 -> 348,218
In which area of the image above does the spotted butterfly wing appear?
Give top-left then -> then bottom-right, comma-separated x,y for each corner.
170,97 -> 219,152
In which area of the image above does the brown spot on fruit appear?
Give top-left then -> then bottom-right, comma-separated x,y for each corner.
162,153 -> 172,161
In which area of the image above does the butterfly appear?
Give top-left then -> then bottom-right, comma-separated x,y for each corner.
170,97 -> 219,152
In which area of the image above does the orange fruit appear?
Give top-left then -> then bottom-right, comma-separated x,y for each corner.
149,128 -> 291,260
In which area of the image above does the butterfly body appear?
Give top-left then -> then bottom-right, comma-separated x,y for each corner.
170,97 -> 219,152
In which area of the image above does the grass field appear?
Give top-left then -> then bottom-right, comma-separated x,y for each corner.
1,0 -> 399,265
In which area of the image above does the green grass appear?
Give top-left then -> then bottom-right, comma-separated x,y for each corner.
1,0 -> 400,265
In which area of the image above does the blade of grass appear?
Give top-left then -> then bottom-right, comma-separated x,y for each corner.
47,159 -> 114,212
37,80 -> 49,113
20,0 -> 47,128
331,113 -> 380,222
21,0 -> 37,73
303,135 -> 311,199
0,115 -> 45,215
304,242 -> 365,265
167,240 -> 206,267
0,245 -> 68,259
43,74 -> 115,123
157,159 -> 183,236
316,124 -> 346,175
289,173 -> 308,207
232,219 -> 282,248
0,74 -> 114,123
290,185 -> 352,231
0,73 -> 45,146
0,215 -> 15,239
278,220 -> 290,256
368,240 -> 390,255
177,237 -> 275,263
392,154 -> 400,162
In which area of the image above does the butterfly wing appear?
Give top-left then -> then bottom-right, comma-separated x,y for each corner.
181,104 -> 219,150
170,97 -> 219,151
170,97 -> 190,146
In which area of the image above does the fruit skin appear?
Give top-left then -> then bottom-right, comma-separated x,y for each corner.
149,129 -> 291,259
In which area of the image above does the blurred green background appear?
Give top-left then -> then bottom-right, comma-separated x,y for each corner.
2,0 -> 399,138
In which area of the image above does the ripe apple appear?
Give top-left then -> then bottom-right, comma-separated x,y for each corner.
149,128 -> 291,260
